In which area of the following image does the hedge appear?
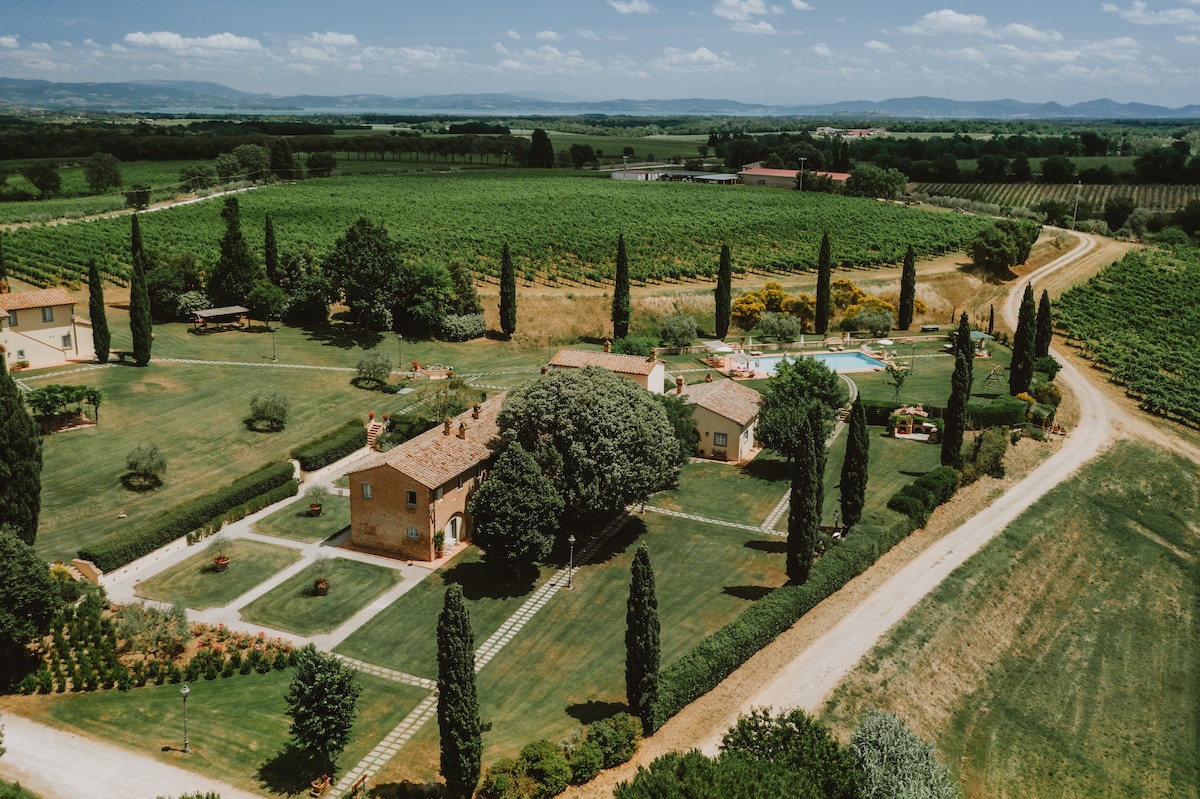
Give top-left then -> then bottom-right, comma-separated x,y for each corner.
291,420 -> 367,472
78,462 -> 296,572
439,313 -> 486,342
648,510 -> 915,732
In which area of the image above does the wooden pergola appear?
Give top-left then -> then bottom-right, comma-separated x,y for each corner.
192,306 -> 249,333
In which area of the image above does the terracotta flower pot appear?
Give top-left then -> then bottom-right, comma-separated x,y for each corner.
214,556 -> 229,572
309,503 -> 323,517
314,578 -> 329,596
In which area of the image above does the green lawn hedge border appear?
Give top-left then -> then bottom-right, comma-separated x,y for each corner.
291,420 -> 367,472
648,508 -> 915,732
78,462 -> 296,573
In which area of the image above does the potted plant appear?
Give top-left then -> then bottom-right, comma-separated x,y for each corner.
305,485 -> 329,517
433,530 -> 446,559
310,555 -> 331,596
209,535 -> 230,572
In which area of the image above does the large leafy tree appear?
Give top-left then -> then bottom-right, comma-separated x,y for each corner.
1009,283 -> 1036,395
21,162 -> 60,198
0,357 -> 42,545
437,584 -> 483,799
613,234 -> 632,339
448,260 -> 483,316
966,224 -> 1019,275
208,196 -> 260,307
527,129 -> 555,168
0,525 -> 57,682
87,259 -> 111,364
839,396 -> 868,531
757,356 -> 846,462
285,644 -> 362,776
815,233 -> 832,335
497,366 -> 677,523
721,708 -> 859,799
323,217 -> 401,330
941,350 -> 969,469
468,443 -> 563,580
785,419 -> 819,584
1035,289 -> 1053,358
897,244 -> 916,330
270,138 -> 299,181
499,243 -> 517,338
625,544 -> 660,734
655,392 -> 699,466
83,152 -> 122,194
715,244 -> 732,339
129,215 -> 153,366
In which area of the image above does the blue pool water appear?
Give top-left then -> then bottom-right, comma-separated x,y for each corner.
743,351 -> 884,375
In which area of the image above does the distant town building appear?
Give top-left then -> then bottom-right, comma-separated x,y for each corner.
815,127 -> 889,138
737,167 -> 851,189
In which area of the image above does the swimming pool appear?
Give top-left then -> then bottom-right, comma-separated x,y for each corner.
740,351 -> 884,375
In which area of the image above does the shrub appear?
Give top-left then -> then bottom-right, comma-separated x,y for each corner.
588,713 -> 643,768
1033,355 -> 1062,381
612,336 -> 658,357
886,492 -> 930,525
478,758 -> 536,799
440,313 -> 486,342
962,426 -> 1009,484
291,421 -> 368,471
518,740 -> 571,799
758,312 -> 804,342
1034,381 -> 1062,407
658,313 -> 698,347
913,467 -> 960,505
967,394 -> 1027,428
565,738 -> 603,785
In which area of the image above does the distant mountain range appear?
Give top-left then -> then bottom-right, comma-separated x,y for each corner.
1,78 -> 1197,119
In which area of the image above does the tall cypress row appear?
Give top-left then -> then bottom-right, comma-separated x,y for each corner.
1009,284 -> 1036,395
815,232 -> 832,335
209,196 -> 259,307
625,544 -> 660,735
612,234 -> 631,340
897,244 -> 916,330
715,244 -> 732,339
840,396 -> 869,531
129,214 -> 153,367
499,243 -> 517,339
941,350 -> 969,469
264,214 -> 280,287
437,584 -> 482,799
0,354 -> 42,545
87,259 -> 111,364
786,420 -> 818,584
1034,289 -> 1053,358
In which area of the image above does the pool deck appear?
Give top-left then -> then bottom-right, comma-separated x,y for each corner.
704,349 -> 891,380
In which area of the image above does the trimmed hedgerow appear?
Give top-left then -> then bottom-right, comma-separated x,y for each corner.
648,510 -> 914,732
78,462 -> 295,573
439,313 -> 486,342
291,420 -> 367,471
887,466 -> 961,525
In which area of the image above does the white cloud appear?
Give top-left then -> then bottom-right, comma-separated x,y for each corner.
654,46 -> 737,72
1102,1 -> 1200,26
1003,23 -> 1063,43
791,0 -> 813,8
901,10 -> 989,36
714,0 -> 772,22
506,30 -> 522,40
0,35 -> 19,49
123,31 -> 263,54
608,0 -> 655,13
300,32 -> 358,47
734,20 -> 776,33
576,29 -> 602,41
535,31 -> 562,40
495,45 -> 593,74
1179,34 -> 1200,44
29,42 -> 53,52
865,40 -> 893,53
811,43 -> 832,57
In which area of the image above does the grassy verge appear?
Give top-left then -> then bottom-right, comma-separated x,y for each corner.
821,440 -> 1200,798
239,559 -> 401,636
647,453 -> 789,525
135,539 -> 303,609
254,496 -> 351,543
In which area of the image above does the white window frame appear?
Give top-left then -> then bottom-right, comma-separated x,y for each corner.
713,431 -> 729,447
361,482 -> 373,499
42,307 -> 54,323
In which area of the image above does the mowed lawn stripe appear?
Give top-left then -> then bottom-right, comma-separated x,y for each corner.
239,558 -> 401,637
135,538 -> 303,609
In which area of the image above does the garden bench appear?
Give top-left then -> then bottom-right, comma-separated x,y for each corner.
310,775 -> 331,796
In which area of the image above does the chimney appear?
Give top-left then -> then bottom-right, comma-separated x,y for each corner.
443,418 -> 452,436
541,365 -> 548,375
648,347 -> 657,363
472,403 -> 481,420
675,376 -> 684,395
603,340 -> 612,353
457,422 -> 468,440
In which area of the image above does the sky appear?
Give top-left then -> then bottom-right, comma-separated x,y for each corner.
2,1 -> 1199,107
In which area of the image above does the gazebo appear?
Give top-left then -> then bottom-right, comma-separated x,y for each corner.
192,306 -> 249,333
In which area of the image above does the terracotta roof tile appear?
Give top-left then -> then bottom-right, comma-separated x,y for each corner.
549,348 -> 659,376
681,380 -> 761,426
0,288 -> 76,312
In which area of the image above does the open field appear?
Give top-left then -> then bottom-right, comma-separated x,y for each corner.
135,538 -> 303,609
820,441 -> 1200,798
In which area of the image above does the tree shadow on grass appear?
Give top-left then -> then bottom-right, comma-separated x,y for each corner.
744,539 -> 787,554
898,469 -> 933,478
742,453 -> 790,483
566,700 -> 629,725
120,473 -> 161,492
442,558 -> 535,601
257,743 -> 327,796
723,585 -> 773,601
302,319 -> 384,352
575,516 -> 645,568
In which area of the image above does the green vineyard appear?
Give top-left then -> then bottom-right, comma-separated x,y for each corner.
911,182 -> 1200,212
5,172 -> 996,289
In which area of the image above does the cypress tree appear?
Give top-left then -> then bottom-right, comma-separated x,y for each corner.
954,311 -> 974,391
941,350 -> 968,469
437,584 -> 482,799
129,215 -> 153,367
897,244 -> 916,330
87,259 -> 110,364
0,234 -> 8,291
625,544 -> 660,735
786,420 -> 818,584
815,232 -> 832,335
0,354 -> 42,545
1009,284 -> 1036,395
264,214 -> 280,287
840,395 -> 869,531
714,244 -> 732,339
808,403 -> 826,524
1034,289 -> 1053,358
613,234 -> 631,340
209,197 -> 259,307
499,243 -> 517,339
987,304 -> 995,336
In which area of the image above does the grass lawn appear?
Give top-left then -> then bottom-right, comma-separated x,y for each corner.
239,558 -> 401,636
135,539 -> 303,609
254,496 -> 351,543
821,441 -> 1200,798
37,669 -> 428,796
647,453 -> 789,526
372,510 -> 787,785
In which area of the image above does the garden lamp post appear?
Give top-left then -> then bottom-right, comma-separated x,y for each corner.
180,683 -> 191,754
397,333 -> 403,372
567,534 -> 576,589
270,318 -> 277,362
623,154 -> 628,175
911,341 -> 917,373
798,157 -> 807,192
